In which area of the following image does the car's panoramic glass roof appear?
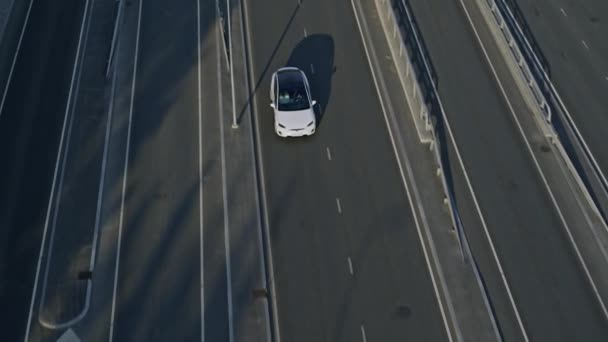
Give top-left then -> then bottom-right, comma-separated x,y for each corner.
277,70 -> 309,111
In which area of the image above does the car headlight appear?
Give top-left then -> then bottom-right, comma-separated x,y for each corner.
278,123 -> 286,128
307,121 -> 314,127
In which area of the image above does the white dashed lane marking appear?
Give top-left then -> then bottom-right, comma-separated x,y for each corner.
347,257 -> 354,276
360,325 -> 368,342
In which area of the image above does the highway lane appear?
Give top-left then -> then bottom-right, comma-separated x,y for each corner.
510,0 -> 608,201
246,0 -> 450,341
107,0 -> 272,340
406,0 -> 608,340
107,0 -> 205,340
0,0 -> 85,340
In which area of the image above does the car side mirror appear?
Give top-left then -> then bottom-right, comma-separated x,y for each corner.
270,103 -> 275,108
311,100 -> 317,106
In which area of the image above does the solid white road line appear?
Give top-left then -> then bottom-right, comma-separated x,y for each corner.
216,10 -> 235,342
0,0 -> 36,121
197,0 -> 205,341
108,0 -> 143,340
23,0 -> 91,338
350,1 -> 457,340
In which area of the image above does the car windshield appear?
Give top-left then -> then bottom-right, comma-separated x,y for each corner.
277,72 -> 310,111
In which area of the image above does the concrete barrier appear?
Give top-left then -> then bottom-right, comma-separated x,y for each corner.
375,0 -> 468,258
374,0 -> 432,144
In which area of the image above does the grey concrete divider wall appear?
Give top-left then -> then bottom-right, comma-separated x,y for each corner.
375,0 -> 467,255
374,0 -> 432,144
373,3 -> 506,337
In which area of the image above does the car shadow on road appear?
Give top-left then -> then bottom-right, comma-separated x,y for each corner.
285,34 -> 335,126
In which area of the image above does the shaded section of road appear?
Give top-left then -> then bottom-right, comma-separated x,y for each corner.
110,0 -> 202,340
0,0 -> 85,340
35,0 -> 116,329
248,0 -> 448,341
406,0 -> 608,340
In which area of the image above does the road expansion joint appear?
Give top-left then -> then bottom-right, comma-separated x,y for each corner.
464,0 -> 608,321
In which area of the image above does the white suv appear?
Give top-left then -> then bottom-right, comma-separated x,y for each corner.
270,67 -> 317,137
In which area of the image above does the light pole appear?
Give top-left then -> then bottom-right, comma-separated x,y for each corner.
226,0 -> 238,128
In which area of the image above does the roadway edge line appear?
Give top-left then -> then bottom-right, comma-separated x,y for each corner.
23,0 -> 92,338
108,0 -> 143,339
458,0 -> 608,322
0,0 -> 35,120
240,0 -> 281,340
350,0 -> 457,340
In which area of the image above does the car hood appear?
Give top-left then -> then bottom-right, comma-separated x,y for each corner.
275,108 -> 315,129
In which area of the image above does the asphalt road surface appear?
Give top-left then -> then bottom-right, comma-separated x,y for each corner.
105,0 -> 267,341
511,0 -> 608,203
246,0 -> 450,341
0,0 -> 85,340
3,0 -> 608,341
108,0 -> 209,340
406,0 -> 608,340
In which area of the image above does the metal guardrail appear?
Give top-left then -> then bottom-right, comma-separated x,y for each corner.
376,0 -> 433,144
491,0 -> 608,220
483,0 -> 551,122
377,0 -> 466,260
